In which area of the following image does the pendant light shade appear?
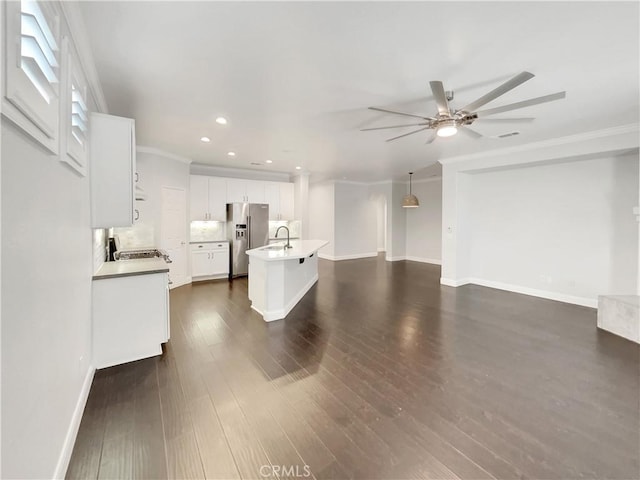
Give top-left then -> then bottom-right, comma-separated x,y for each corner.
402,172 -> 419,208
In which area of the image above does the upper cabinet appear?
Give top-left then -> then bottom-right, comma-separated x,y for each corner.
226,178 -> 265,203
3,0 -> 62,153
190,175 -> 226,221
90,113 -> 136,228
265,182 -> 294,221
190,176 -> 295,222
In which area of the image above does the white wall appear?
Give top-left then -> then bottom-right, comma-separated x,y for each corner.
1,120 -> 94,478
468,154 -> 638,305
114,151 -> 189,249
308,181 -> 335,258
388,182 -> 408,260
333,182 -> 377,259
405,179 -> 442,264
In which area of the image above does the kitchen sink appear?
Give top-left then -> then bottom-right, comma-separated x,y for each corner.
261,245 -> 286,251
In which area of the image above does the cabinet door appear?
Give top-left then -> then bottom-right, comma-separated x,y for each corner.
191,250 -> 213,277
264,183 -> 281,220
207,177 -> 227,221
226,178 -> 246,203
279,183 -> 295,221
90,113 -> 135,228
211,250 -> 229,275
246,180 -> 265,203
190,175 -> 209,221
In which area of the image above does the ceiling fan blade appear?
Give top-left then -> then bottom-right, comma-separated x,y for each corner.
475,91 -> 566,117
368,106 -> 432,120
361,122 -> 430,131
474,117 -> 535,123
385,126 -> 431,142
459,127 -> 483,139
459,71 -> 535,113
425,132 -> 437,144
429,81 -> 451,116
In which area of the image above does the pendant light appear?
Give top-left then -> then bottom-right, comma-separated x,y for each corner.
402,172 -> 419,208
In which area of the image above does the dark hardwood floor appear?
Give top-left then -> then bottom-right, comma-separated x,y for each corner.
67,256 -> 640,479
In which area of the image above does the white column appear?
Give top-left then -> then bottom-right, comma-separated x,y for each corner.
293,173 -> 309,239
440,167 -> 473,285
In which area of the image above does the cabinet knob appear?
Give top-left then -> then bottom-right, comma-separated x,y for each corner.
198,245 -> 203,248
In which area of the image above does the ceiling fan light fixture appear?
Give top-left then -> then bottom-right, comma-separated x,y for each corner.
402,172 -> 420,208
436,120 -> 458,137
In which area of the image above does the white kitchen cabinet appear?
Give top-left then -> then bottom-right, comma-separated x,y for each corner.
191,242 -> 229,280
92,271 -> 169,369
226,178 -> 265,203
90,113 -> 136,227
265,182 -> 295,220
190,175 -> 226,221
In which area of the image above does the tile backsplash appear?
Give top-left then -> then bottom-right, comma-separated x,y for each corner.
113,224 -> 155,250
190,221 -> 226,242
269,220 -> 301,239
93,228 -> 107,272
189,219 -> 302,242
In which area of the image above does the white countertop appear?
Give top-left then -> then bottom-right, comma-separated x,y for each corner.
93,258 -> 170,280
246,239 -> 329,262
189,240 -> 228,244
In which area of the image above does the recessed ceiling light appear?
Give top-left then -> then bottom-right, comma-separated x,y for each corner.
295,166 -> 302,170
216,117 -> 227,125
200,136 -> 211,143
265,160 -> 273,164
227,151 -> 236,157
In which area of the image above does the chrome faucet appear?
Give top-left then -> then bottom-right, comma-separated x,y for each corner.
275,226 -> 293,249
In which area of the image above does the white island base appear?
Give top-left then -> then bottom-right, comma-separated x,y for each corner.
247,240 -> 328,321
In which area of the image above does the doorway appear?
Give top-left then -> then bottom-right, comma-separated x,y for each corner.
161,186 -> 188,288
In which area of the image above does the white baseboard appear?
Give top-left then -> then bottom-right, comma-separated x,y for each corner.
54,365 -> 95,479
468,277 -> 597,308
171,277 -> 192,289
252,274 -> 319,321
441,276 -> 597,308
318,252 -> 378,261
440,277 -> 471,287
386,256 -> 407,262
405,256 -> 442,265
377,248 -> 385,252
191,273 -> 228,283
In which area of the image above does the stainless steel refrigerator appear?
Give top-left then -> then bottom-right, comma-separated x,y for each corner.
227,203 -> 269,278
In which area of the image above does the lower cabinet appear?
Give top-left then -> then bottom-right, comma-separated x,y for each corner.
92,272 -> 169,369
191,242 -> 229,280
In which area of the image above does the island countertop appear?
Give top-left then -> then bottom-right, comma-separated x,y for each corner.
246,240 -> 329,262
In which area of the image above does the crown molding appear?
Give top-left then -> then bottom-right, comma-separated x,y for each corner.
59,2 -> 108,113
439,123 -> 640,166
136,146 -> 193,164
190,163 -> 292,182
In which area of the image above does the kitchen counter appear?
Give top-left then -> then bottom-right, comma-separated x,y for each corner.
93,258 -> 169,280
246,239 -> 328,262
189,240 -> 228,244
246,239 -> 329,321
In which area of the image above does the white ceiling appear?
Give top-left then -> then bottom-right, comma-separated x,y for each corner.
79,1 -> 639,182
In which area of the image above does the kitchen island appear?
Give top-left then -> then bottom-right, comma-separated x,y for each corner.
246,239 -> 328,321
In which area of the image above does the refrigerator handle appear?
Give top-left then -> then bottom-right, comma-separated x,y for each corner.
248,215 -> 251,248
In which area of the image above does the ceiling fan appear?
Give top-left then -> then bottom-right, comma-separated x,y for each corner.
362,71 -> 566,143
